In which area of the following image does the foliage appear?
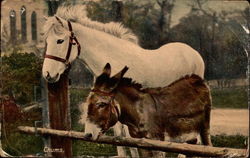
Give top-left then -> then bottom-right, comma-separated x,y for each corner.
211,134 -> 248,149
70,88 -> 90,131
3,132 -> 44,156
1,47 -> 42,105
211,87 -> 247,109
171,12 -> 247,80
2,108 -> 43,156
86,0 -> 248,80
86,0 -> 175,49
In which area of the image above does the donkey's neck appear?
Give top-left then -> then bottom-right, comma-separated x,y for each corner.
114,88 -> 149,138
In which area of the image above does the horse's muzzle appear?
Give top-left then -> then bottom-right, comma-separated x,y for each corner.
45,71 -> 59,83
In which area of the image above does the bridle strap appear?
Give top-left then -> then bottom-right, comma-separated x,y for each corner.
66,21 -> 73,61
91,89 -> 115,97
45,18 -> 81,68
44,54 -> 67,63
91,89 -> 120,117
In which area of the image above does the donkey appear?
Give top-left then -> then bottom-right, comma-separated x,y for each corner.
83,63 -> 212,157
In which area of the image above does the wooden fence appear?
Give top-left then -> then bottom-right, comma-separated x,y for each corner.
18,126 -> 248,157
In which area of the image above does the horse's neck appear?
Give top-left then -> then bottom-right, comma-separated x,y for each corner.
74,24 -> 145,76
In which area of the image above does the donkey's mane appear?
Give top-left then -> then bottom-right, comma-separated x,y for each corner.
166,74 -> 203,88
118,77 -> 143,91
119,74 -> 204,93
44,5 -> 138,44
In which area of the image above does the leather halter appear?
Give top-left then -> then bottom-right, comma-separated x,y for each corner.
45,17 -> 81,69
91,89 -> 120,117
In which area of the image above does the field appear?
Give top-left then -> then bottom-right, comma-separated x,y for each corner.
211,88 -> 248,109
2,87 -> 248,156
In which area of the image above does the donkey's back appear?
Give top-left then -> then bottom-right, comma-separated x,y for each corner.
144,74 -> 212,145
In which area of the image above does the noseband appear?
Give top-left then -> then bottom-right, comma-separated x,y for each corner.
91,89 -> 120,119
45,17 -> 81,69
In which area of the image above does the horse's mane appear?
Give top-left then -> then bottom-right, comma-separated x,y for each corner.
44,5 -> 138,44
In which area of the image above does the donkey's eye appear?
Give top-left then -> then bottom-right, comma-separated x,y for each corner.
96,102 -> 108,108
57,39 -> 64,44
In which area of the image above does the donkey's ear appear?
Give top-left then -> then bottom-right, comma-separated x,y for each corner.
112,66 -> 129,80
103,63 -> 111,77
108,66 -> 128,91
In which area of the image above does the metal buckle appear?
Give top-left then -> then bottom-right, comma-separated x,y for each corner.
65,60 -> 70,68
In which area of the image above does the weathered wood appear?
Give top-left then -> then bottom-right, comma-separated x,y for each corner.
41,77 -> 51,157
47,73 -> 72,157
18,126 -> 247,157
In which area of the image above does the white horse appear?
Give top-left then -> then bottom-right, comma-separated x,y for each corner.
42,5 -> 205,157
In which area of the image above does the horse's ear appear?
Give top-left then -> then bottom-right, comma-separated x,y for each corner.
112,66 -> 129,81
103,63 -> 111,77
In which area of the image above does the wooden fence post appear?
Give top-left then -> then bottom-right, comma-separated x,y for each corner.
41,78 -> 51,157
47,72 -> 72,157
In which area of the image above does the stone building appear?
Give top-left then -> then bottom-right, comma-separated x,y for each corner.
1,0 -> 47,55
1,0 -> 94,87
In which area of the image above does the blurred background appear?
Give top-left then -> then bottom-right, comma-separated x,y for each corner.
0,0 -> 249,156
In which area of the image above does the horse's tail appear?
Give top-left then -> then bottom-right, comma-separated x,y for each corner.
200,84 -> 213,146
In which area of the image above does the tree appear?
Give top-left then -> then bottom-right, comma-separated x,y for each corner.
86,0 -> 175,49
171,5 -> 247,80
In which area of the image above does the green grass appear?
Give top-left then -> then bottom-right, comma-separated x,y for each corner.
211,134 -> 248,149
211,87 -> 248,109
73,140 -> 117,156
3,132 -> 44,156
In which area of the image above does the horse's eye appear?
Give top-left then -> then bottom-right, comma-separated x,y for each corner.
57,39 -> 64,44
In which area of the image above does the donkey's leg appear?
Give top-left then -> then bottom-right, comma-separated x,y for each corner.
138,148 -> 153,157
147,133 -> 165,158
113,123 -> 127,157
123,125 -> 139,157
200,102 -> 212,146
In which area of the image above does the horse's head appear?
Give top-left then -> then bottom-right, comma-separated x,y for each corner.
84,63 -> 128,140
42,16 -> 81,83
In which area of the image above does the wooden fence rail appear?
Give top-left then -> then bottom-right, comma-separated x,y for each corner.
18,126 -> 247,157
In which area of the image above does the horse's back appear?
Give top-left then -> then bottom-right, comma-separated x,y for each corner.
146,42 -> 205,87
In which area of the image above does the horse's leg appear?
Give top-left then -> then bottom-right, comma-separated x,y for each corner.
113,123 -> 127,157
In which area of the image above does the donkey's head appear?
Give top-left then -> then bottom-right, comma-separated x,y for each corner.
84,63 -> 128,140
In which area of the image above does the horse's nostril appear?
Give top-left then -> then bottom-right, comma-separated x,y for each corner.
46,71 -> 50,78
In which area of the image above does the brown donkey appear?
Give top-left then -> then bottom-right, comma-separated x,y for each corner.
83,63 -> 212,156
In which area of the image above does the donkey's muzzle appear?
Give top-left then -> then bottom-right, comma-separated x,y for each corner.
84,133 -> 93,140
